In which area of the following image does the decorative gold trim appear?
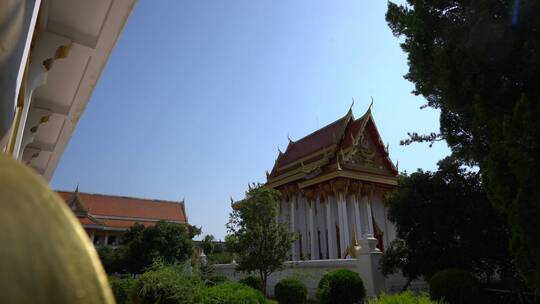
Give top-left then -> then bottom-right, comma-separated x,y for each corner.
277,145 -> 337,172
268,156 -> 328,183
298,170 -> 397,189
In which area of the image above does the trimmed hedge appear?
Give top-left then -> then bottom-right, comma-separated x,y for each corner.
274,278 -> 307,304
368,291 -> 441,304
109,276 -> 136,304
239,275 -> 263,291
201,281 -> 267,304
429,268 -> 480,304
206,275 -> 230,286
131,265 -> 204,304
317,269 -> 366,304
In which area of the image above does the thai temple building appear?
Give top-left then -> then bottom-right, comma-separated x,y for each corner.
266,106 -> 398,260
58,188 -> 188,247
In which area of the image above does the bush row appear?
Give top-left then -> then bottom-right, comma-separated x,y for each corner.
110,267 -> 368,304
110,264 -> 268,304
429,268 -> 481,304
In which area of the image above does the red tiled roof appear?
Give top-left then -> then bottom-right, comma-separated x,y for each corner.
275,112 -> 352,168
101,219 -> 157,229
267,108 -> 398,184
58,191 -> 187,229
79,217 -> 102,226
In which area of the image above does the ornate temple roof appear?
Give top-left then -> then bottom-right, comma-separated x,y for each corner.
267,106 -> 398,189
57,190 -> 188,231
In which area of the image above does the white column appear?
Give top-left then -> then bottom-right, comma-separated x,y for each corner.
90,231 -> 95,243
316,195 -> 325,259
104,233 -> 109,246
290,196 -> 296,260
337,196 -> 345,258
301,197 -> 309,259
339,192 -> 350,255
354,195 -> 362,240
326,196 -> 336,259
308,200 -> 316,260
364,195 -> 374,237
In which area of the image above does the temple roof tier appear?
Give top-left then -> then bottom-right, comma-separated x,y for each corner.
267,106 -> 398,190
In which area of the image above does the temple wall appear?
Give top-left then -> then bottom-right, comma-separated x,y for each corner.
213,255 -> 427,299
213,253 -> 386,299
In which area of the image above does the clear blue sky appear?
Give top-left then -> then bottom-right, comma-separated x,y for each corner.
51,0 -> 448,240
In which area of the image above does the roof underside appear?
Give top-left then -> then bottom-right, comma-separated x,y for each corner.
21,0 -> 135,180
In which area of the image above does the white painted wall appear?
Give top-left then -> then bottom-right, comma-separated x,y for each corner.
213,241 -> 392,299
214,259 -> 361,299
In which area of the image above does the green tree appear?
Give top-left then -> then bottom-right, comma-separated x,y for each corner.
382,158 -> 512,285
97,245 -> 127,274
201,234 -> 215,255
96,224 -> 201,275
386,0 -> 540,288
226,184 -> 295,296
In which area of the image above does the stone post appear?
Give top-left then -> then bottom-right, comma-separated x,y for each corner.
355,237 -> 385,297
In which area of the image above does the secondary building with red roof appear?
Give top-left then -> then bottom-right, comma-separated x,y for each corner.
58,188 -> 188,247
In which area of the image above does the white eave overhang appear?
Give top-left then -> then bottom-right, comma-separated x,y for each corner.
20,0 -> 135,181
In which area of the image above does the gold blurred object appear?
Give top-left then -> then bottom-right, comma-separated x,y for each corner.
0,153 -> 115,304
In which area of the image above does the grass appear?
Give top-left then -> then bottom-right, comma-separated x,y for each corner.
367,291 -> 444,304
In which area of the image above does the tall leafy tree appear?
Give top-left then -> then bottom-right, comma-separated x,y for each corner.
201,234 -> 215,255
386,0 -> 540,288
99,221 -> 200,274
226,184 -> 294,295
382,157 -> 512,286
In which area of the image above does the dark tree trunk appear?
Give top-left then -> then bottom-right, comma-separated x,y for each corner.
260,271 -> 267,296
401,277 -> 413,292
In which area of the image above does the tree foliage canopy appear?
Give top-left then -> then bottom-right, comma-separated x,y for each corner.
201,234 -> 215,255
98,221 -> 199,274
386,0 -> 540,288
382,158 -> 512,282
226,184 -> 294,295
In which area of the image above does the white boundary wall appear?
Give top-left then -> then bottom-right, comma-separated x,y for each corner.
213,239 -> 397,299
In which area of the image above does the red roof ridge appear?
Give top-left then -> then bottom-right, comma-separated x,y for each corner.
286,109 -> 353,150
56,190 -> 185,206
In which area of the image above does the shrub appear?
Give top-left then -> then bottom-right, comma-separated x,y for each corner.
201,281 -> 267,304
274,278 -> 307,304
98,246 -> 126,274
109,276 -> 136,304
368,291 -> 442,304
131,264 -> 204,304
206,275 -> 230,286
317,269 -> 366,304
429,268 -> 480,304
239,275 -> 263,291
207,252 -> 234,264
